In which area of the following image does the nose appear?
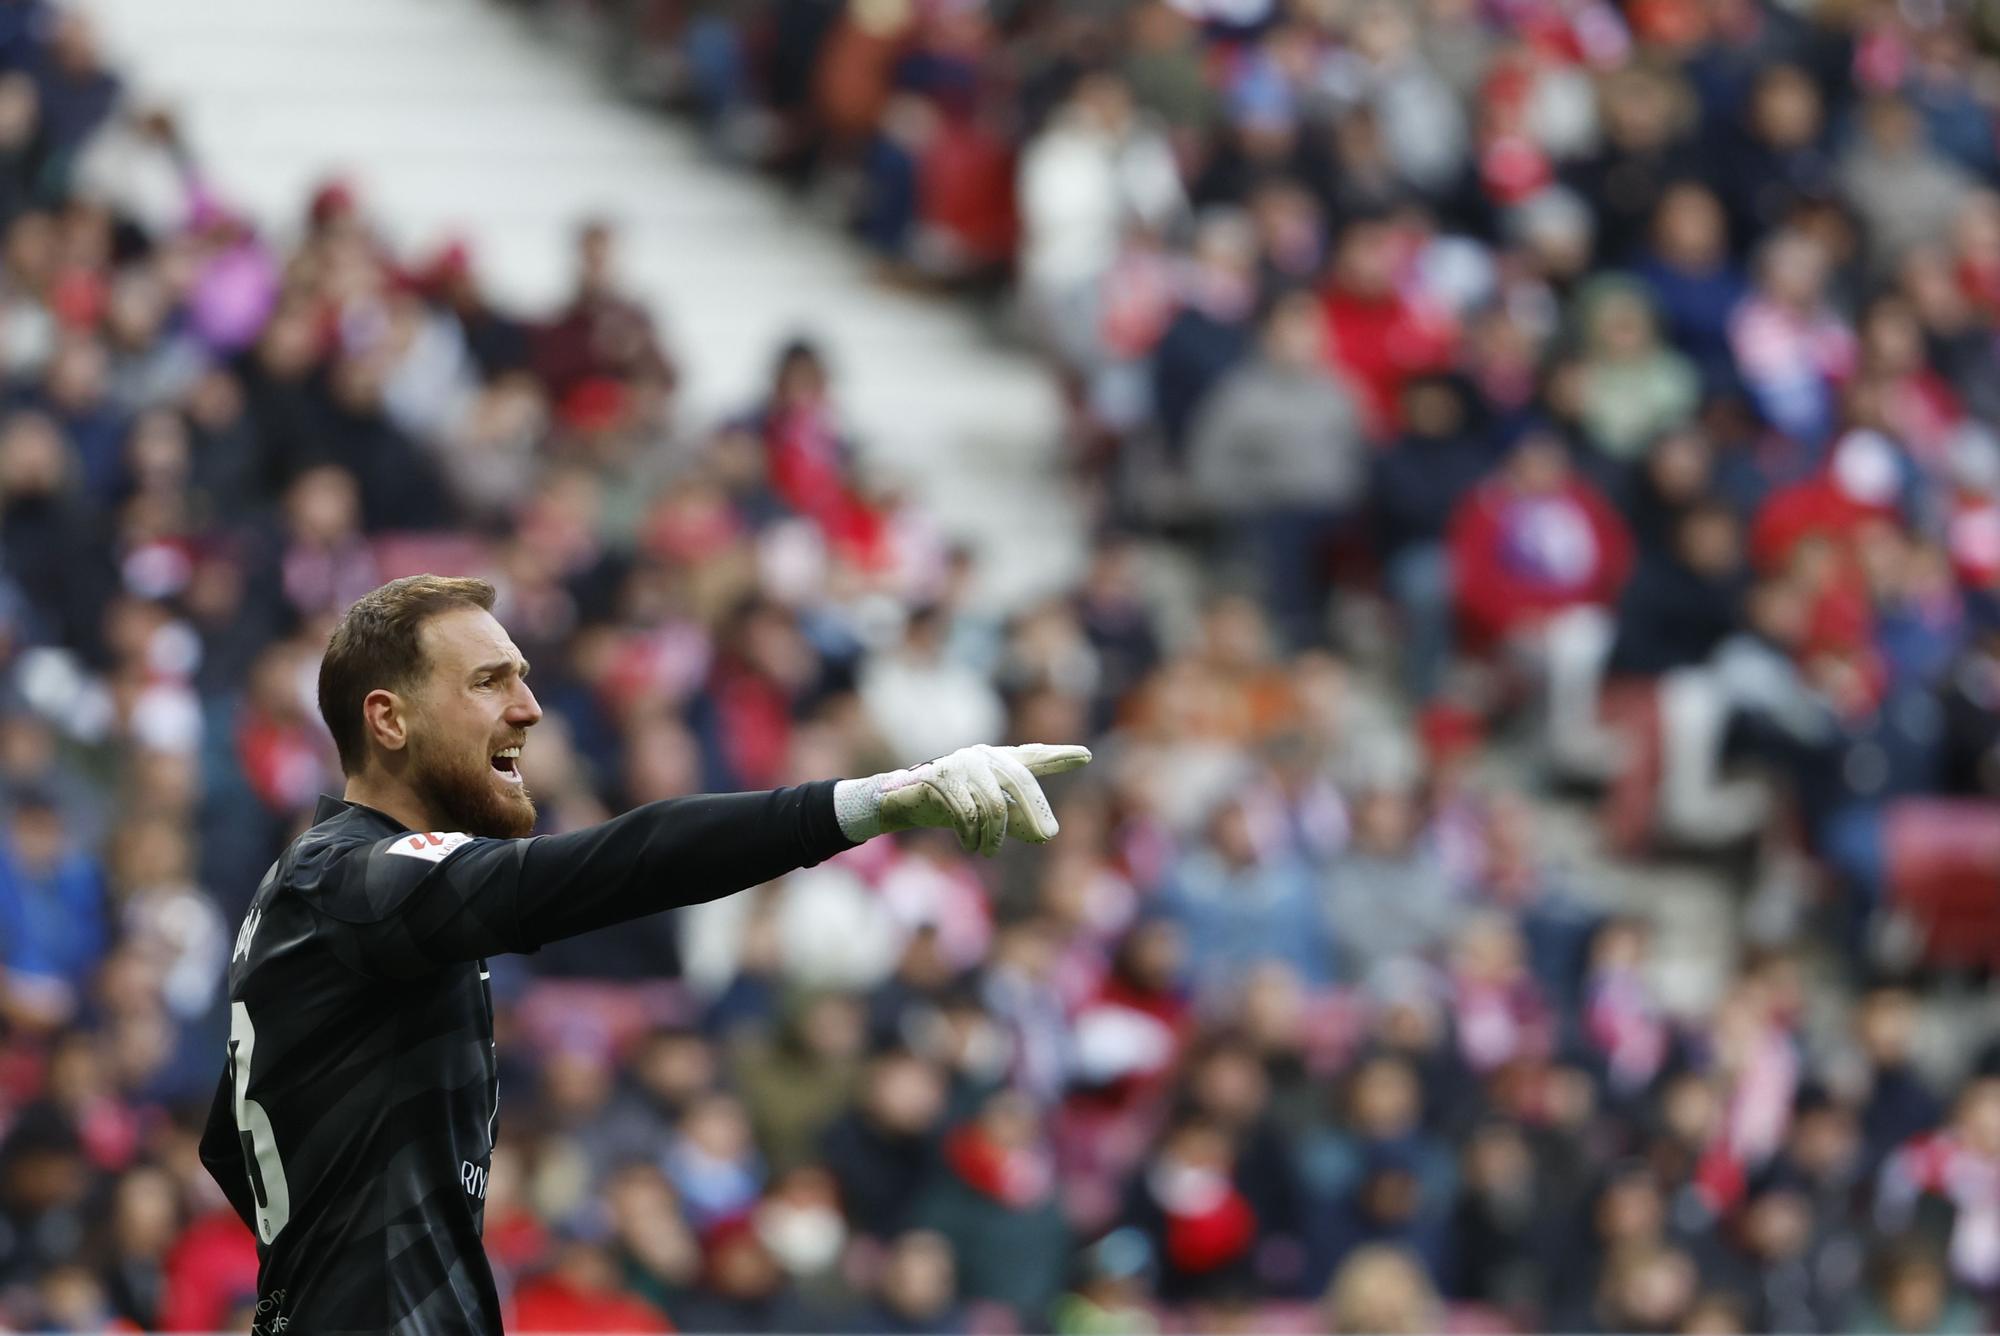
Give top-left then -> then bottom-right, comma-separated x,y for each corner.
507,680 -> 543,729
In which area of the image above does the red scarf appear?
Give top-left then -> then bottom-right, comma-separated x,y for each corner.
1149,1161 -> 1258,1274
945,1125 -> 1053,1209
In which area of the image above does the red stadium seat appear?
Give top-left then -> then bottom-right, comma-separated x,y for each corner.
1598,677 -> 1664,857
1884,799 -> 2000,970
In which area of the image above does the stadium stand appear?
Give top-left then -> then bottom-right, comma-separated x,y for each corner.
4,0 -> 2000,1331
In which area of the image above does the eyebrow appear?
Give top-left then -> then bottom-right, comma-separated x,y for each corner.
471,658 -> 530,681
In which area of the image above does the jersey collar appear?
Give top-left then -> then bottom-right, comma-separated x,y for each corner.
312,794 -> 412,832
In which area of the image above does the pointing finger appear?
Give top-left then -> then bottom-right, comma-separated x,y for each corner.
1008,743 -> 1093,778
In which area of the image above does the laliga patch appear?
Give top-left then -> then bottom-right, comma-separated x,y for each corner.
387,831 -> 474,863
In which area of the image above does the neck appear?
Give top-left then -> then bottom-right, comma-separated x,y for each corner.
343,770 -> 439,833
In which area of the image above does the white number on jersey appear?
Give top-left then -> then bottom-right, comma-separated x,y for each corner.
229,1001 -> 293,1243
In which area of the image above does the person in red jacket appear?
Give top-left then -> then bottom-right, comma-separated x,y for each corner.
155,1205 -> 259,1332
506,1237 -> 676,1333
1749,428 -> 1911,658
1448,425 -> 1636,779
1747,428 -> 1907,575
1320,214 -> 1457,436
1447,426 -> 1635,651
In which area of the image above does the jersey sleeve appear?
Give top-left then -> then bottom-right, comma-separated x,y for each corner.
311,779 -> 855,978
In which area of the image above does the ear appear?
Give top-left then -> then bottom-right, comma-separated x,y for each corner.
361,687 -> 411,755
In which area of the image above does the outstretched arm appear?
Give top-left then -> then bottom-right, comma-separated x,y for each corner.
330,744 -> 1089,977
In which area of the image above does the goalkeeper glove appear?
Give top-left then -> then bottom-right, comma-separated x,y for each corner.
833,743 -> 1092,857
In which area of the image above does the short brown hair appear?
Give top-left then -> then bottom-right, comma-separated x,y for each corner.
318,575 -> 496,775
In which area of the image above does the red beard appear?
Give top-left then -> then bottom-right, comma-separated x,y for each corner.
408,730 -> 536,839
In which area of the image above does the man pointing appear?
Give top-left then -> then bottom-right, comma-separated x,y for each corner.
199,574 -> 1088,1333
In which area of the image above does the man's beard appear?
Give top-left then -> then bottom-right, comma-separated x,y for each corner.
408,731 -> 537,839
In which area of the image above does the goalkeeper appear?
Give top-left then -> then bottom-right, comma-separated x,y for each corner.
198,574 -> 1088,1335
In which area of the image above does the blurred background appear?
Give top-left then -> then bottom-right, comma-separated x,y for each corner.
4,0 -> 2000,1330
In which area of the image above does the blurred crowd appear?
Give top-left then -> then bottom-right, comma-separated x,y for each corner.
5,0 -> 2000,1331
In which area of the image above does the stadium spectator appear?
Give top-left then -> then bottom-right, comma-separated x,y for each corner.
1323,1243 -> 1443,1334
864,1229 -> 968,1335
1572,276 -> 1701,465
910,1089 -> 1069,1326
1446,426 -> 1634,652
0,790 -> 103,1029
5,0 -> 2000,1328
820,1048 -> 948,1242
1188,287 -> 1367,648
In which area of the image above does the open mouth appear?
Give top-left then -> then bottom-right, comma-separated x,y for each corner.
490,745 -> 524,785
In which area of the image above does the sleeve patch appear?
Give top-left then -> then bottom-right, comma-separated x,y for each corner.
386,831 -> 474,863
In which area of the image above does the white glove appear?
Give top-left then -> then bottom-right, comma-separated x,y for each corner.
834,743 -> 1093,856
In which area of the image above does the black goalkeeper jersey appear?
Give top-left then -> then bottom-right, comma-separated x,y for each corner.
199,783 -> 854,1334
